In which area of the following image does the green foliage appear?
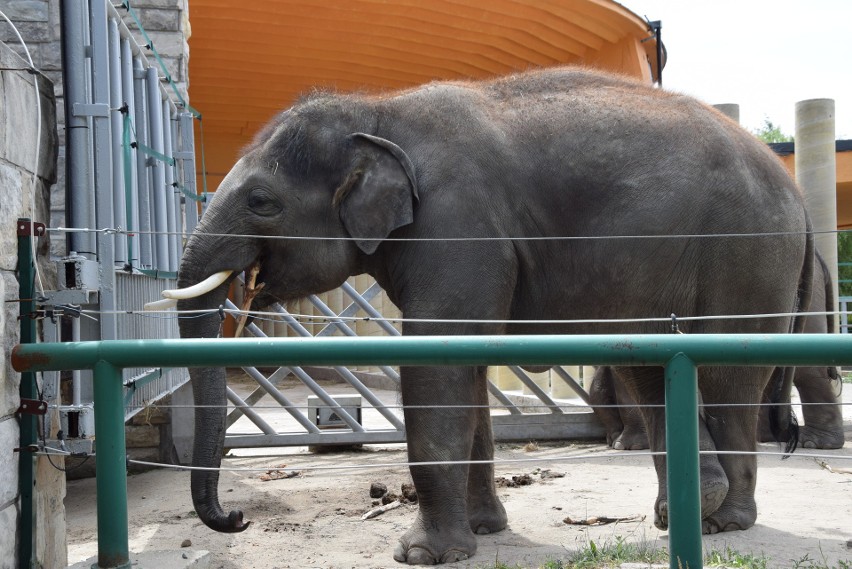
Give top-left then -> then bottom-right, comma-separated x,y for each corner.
789,552 -> 852,569
484,542 -> 851,568
705,545 -> 768,568
560,535 -> 667,568
838,230 -> 852,297
753,117 -> 793,143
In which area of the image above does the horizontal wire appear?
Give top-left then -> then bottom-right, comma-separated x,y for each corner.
34,450 -> 852,474
46,225 -> 852,242
118,401 -> 850,412
79,306 -> 843,326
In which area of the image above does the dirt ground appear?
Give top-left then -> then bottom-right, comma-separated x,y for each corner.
65,436 -> 852,569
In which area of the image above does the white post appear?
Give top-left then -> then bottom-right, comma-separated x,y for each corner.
713,103 -> 740,124
795,99 -> 838,326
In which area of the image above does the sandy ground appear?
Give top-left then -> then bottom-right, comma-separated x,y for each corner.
65,374 -> 852,568
65,439 -> 852,569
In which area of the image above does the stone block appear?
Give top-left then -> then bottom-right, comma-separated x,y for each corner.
5,0 -> 49,22
35,454 -> 67,568
125,423 -> 161,448
138,8 -> 181,32
0,62 -> 58,182
0,21 -> 50,43
2,272 -> 21,418
127,0 -> 188,9
0,504 -> 19,569
0,166 -> 24,272
140,31 -> 188,60
0,418 -> 20,506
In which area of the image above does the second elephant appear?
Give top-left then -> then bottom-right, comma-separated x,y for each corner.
590,250 -> 845,451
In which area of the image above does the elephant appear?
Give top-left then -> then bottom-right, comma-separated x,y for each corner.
166,66 -> 814,564
591,250 -> 844,451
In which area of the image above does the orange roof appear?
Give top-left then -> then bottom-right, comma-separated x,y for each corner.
188,0 -> 659,190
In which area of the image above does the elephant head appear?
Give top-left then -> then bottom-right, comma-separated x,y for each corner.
168,98 -> 418,532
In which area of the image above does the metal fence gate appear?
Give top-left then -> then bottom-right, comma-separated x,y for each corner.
222,277 -> 605,449
41,0 -> 200,447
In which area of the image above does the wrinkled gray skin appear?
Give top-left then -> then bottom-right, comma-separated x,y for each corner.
176,67 -> 813,564
592,251 -> 844,452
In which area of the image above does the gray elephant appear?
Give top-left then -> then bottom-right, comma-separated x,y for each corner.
167,67 -> 813,564
591,250 -> 844,451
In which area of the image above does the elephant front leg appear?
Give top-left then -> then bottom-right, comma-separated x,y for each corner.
393,366 -> 483,565
698,367 -> 769,534
466,367 -> 507,535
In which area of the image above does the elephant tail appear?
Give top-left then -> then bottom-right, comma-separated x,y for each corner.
817,250 -> 841,382
768,211 -> 815,455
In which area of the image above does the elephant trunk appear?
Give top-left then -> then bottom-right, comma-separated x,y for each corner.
177,272 -> 250,533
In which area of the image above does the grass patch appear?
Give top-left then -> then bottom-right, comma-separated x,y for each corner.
484,540 -> 851,568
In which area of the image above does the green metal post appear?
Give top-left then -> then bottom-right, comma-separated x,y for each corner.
92,361 -> 130,569
665,354 -> 703,569
16,219 -> 40,569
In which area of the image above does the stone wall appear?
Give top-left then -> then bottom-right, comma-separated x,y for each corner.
1,0 -> 191,565
0,36 -> 61,569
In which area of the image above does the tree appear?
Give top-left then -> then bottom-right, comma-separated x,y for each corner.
753,118 -> 793,144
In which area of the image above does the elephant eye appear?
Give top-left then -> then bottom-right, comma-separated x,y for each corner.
247,188 -> 282,216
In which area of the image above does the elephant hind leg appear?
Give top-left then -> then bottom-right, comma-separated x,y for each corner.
613,366 -> 729,531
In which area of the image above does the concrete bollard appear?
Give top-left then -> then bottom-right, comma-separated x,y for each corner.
713,103 -> 740,124
796,98 -> 838,321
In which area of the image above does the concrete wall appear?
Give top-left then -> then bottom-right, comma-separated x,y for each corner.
0,36 -> 62,569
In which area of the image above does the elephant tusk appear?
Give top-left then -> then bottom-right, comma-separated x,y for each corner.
161,270 -> 233,300
143,298 -> 178,311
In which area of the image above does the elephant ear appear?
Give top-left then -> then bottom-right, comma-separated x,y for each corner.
334,133 -> 419,255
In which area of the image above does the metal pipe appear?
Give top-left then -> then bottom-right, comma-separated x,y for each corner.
12,333 -> 852,569
225,387 -> 277,436
178,112 -> 199,234
308,294 -> 401,381
16,220 -> 38,569
259,301 -> 404,430
92,361 -> 130,569
664,354 -> 702,569
90,0 -> 118,342
11,334 -> 852,568
162,103 -> 181,268
119,38 -> 139,265
72,316 -> 82,407
132,58 -> 153,268
107,17 -> 127,267
508,366 -> 563,414
60,0 -> 96,258
146,67 -> 169,269
14,334 -> 852,373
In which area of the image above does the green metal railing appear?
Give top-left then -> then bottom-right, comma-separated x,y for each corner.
12,333 -> 852,569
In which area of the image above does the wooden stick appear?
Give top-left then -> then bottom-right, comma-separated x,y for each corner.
234,262 -> 264,338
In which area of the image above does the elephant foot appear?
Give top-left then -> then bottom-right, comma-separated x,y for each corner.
654,457 -> 728,530
393,515 -> 477,565
468,498 -> 508,535
612,428 -> 649,451
799,425 -> 846,449
701,499 -> 757,534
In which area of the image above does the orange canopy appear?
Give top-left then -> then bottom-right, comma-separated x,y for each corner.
187,0 -> 660,191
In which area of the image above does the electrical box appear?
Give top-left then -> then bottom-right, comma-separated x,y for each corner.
60,404 -> 95,439
59,254 -> 100,291
307,395 -> 362,430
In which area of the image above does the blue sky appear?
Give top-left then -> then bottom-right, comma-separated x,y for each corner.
624,0 -> 851,139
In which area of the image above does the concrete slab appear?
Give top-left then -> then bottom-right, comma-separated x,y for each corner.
67,549 -> 210,569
